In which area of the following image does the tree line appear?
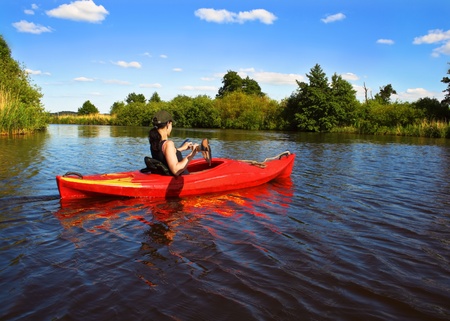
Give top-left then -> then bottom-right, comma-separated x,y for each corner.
70,64 -> 450,137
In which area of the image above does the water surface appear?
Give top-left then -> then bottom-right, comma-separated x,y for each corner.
0,125 -> 449,320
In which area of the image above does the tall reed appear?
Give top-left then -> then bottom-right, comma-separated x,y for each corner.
0,87 -> 49,135
50,113 -> 113,125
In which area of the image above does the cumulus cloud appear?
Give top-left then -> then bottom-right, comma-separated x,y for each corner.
413,29 -> 450,57
396,88 -> 443,101
104,79 -> 131,85
377,39 -> 394,45
12,20 -> 52,34
46,0 -> 109,23
321,13 -> 346,24
180,85 -> 217,92
252,71 -> 303,85
173,68 -> 183,72
195,8 -> 277,25
74,77 -> 94,82
160,54 -> 168,59
25,69 -> 51,75
235,69 -> 303,85
139,83 -> 162,89
341,72 -> 359,81
25,4 -> 38,15
113,61 -> 142,68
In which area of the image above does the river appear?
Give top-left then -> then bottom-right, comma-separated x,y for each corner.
0,124 -> 449,320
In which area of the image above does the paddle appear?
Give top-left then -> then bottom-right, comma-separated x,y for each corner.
180,138 -> 212,166
200,138 -> 212,166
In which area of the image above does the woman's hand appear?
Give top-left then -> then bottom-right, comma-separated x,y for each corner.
188,143 -> 200,159
178,140 -> 193,151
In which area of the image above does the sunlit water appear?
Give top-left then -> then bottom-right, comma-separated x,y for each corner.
0,125 -> 449,320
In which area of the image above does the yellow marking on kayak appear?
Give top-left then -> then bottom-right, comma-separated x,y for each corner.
62,176 -> 142,187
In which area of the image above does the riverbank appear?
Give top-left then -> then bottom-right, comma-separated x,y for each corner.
332,119 -> 450,138
49,114 -> 450,139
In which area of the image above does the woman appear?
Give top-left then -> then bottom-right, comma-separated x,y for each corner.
148,110 -> 199,176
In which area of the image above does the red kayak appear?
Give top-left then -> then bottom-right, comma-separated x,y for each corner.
56,151 -> 295,200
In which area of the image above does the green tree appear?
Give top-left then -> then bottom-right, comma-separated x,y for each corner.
125,92 -> 146,104
149,92 -> 161,103
110,101 -> 125,115
0,35 -> 47,134
413,97 -> 450,121
216,70 -> 263,98
441,63 -> 450,106
330,73 -> 360,126
285,64 -> 340,132
78,100 -> 99,115
374,84 -> 397,104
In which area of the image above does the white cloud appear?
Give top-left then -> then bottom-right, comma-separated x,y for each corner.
237,69 -> 303,85
139,83 -> 162,89
25,69 -> 51,75
160,54 -> 168,59
396,88 -> 443,101
113,61 -> 142,68
103,79 -> 131,85
321,13 -> 346,24
377,39 -> 394,45
195,8 -> 277,25
432,40 -> 450,57
46,0 -> 109,23
253,71 -> 303,85
12,20 -> 52,34
413,29 -> 450,57
213,69 -> 303,86
413,29 -> 450,44
142,52 -> 152,57
74,77 -> 94,82
341,72 -> 359,81
25,4 -> 38,15
173,68 -> 183,72
180,85 -> 217,92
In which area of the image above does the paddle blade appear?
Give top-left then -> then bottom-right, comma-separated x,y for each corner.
200,138 -> 212,166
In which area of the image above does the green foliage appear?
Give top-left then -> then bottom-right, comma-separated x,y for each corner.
214,91 -> 281,130
167,95 -> 220,128
149,92 -> 161,103
216,70 -> 264,98
78,100 -> 99,115
284,64 -> 358,132
110,101 -> 125,115
126,92 -> 146,104
441,63 -> 450,106
412,97 -> 450,121
374,84 -> 397,104
0,35 -> 48,134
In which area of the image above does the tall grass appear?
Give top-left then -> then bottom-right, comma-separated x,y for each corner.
333,119 -> 450,138
51,113 -> 114,125
0,87 -> 49,135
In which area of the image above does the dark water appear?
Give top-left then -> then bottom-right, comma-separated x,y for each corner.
1,125 -> 449,321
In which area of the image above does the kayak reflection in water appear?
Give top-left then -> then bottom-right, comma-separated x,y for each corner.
148,110 -> 199,176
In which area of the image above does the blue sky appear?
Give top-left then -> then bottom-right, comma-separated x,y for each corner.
1,0 -> 449,113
